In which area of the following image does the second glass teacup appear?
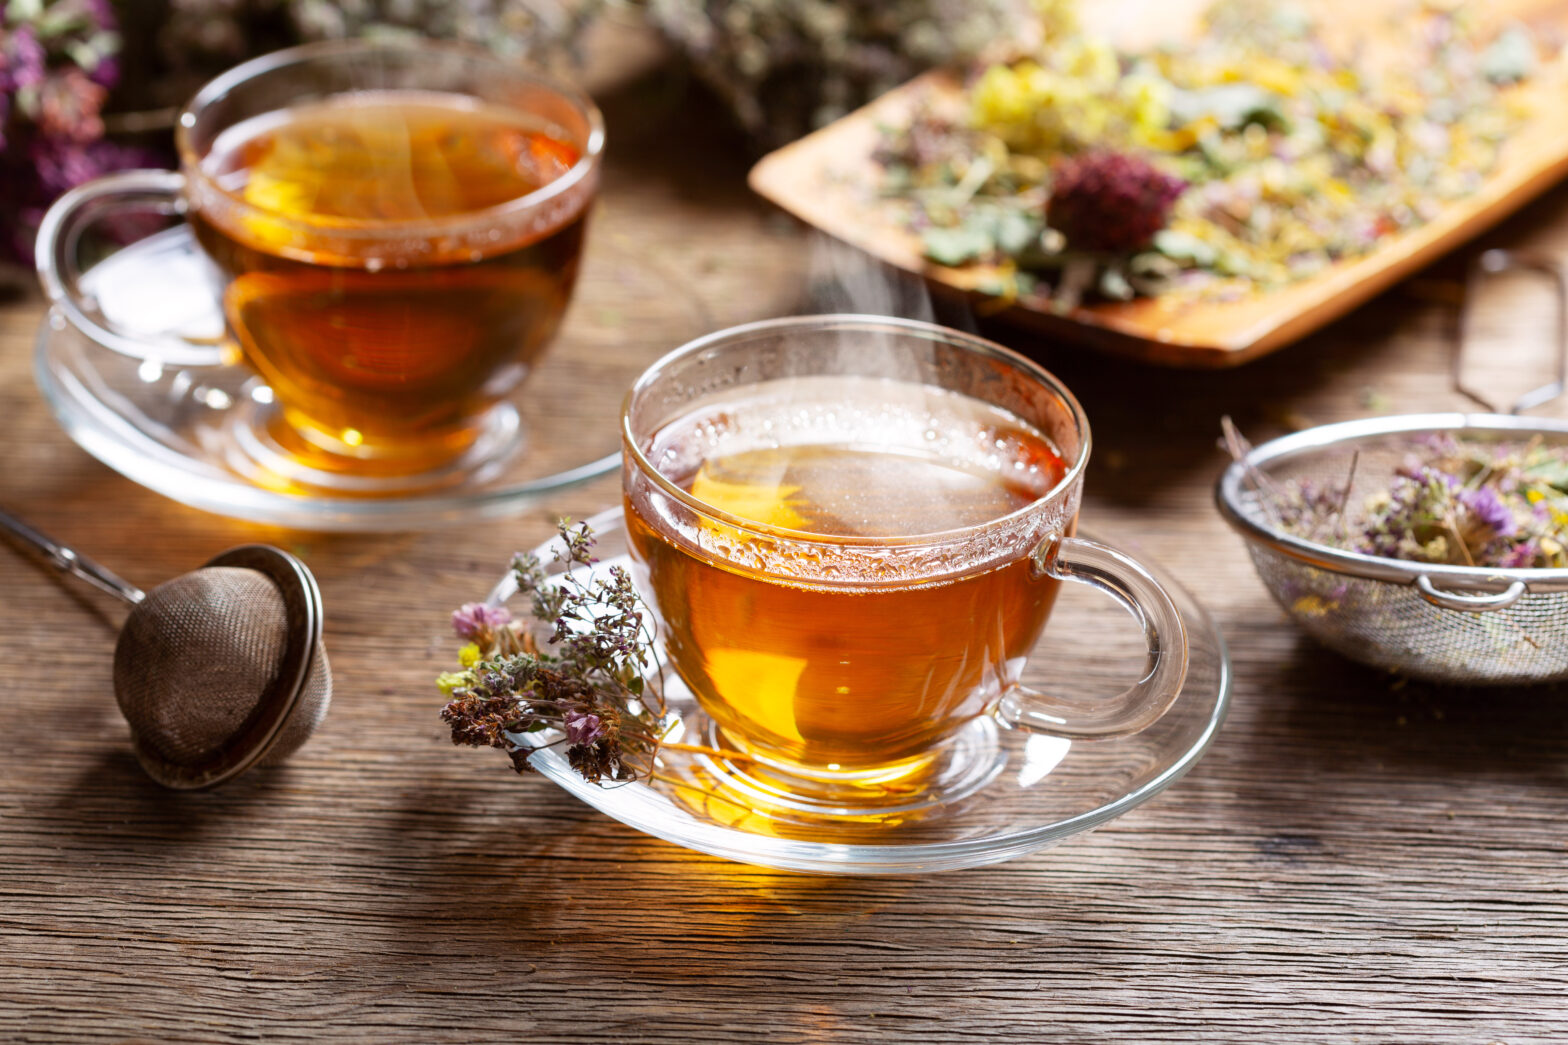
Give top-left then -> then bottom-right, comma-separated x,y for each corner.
38,39 -> 603,489
622,315 -> 1189,811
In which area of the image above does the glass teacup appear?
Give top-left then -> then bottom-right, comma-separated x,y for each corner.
622,315 -> 1189,806
37,40 -> 603,489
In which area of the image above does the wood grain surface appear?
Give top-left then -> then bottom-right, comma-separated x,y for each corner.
4,29 -> 1568,1045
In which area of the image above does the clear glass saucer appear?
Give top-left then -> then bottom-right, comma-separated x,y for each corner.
33,226 -> 711,531
483,509 -> 1231,875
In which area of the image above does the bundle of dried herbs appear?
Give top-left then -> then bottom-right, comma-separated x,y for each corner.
438,520 -> 668,782
153,0 -> 610,105
149,0 -> 1040,149
879,0 -> 1547,309
644,0 -> 1036,147
0,0 -> 157,263
441,520 -> 774,788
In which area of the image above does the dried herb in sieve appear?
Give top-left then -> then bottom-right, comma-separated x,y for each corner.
1235,427 -> 1568,571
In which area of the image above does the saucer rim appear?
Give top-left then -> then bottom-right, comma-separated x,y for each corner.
31,221 -> 660,531
36,315 -> 622,530
506,507 -> 1233,875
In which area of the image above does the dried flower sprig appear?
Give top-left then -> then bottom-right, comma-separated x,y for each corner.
439,520 -> 670,783
646,0 -> 1038,149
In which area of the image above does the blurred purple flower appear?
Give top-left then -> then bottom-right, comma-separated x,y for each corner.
77,0 -> 116,30
1499,541 -> 1539,568
1461,486 -> 1517,537
451,602 -> 513,640
0,0 -> 142,265
86,52 -> 117,88
1,137 -> 161,263
563,710 -> 604,746
34,66 -> 106,140
1,25 -> 48,92
1395,453 -> 1426,480
1047,150 -> 1187,253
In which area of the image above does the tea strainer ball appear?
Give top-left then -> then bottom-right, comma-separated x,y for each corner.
1,508 -> 331,788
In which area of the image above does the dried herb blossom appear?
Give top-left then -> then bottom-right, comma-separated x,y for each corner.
1253,433 -> 1568,571
438,520 -> 669,784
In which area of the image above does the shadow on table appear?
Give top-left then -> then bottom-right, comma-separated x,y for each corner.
359,755 -> 1205,988
40,746 -> 294,852
361,771 -> 973,961
1236,626 -> 1568,792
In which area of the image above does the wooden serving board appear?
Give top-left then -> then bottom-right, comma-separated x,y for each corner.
749,0 -> 1568,368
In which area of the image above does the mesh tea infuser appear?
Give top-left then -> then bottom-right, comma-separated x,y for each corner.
0,508 -> 330,787
1217,250 -> 1568,685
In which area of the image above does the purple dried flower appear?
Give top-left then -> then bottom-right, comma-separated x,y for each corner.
1499,541 -> 1539,568
86,52 -> 117,88
0,0 -> 140,263
27,135 -> 155,197
0,137 -> 162,263
564,710 -> 604,746
1460,486 -> 1517,538
33,66 -> 106,141
451,602 -> 513,640
1046,151 -> 1187,253
76,0 -> 117,31
442,521 -> 666,787
1,25 -> 48,92
1413,432 -> 1460,456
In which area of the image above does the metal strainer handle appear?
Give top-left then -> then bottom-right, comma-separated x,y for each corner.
0,506 -> 145,604
1454,249 -> 1568,415
1415,575 -> 1528,612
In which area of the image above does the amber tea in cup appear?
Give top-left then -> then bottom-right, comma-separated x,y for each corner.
628,377 -> 1068,768
190,91 -> 589,470
38,40 -> 603,487
623,317 -> 1190,807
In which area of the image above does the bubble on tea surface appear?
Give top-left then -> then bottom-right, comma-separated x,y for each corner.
663,376 -> 1062,540
692,444 -> 1033,538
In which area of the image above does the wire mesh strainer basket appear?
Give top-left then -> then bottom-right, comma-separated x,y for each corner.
1217,250 -> 1568,686
1219,413 -> 1568,684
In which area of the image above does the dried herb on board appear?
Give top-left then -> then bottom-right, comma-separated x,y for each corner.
645,0 -> 1041,149
879,0 -> 1551,309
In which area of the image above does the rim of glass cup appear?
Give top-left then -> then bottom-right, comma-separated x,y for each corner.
174,37 -> 606,242
620,314 -> 1092,548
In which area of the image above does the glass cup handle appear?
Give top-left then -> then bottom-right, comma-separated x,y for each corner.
34,169 -> 228,367
996,535 -> 1190,740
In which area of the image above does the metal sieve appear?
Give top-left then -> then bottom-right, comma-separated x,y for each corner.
1,508 -> 330,786
1217,250 -> 1568,685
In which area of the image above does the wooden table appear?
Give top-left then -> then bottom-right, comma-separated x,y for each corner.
4,41 -> 1568,1044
